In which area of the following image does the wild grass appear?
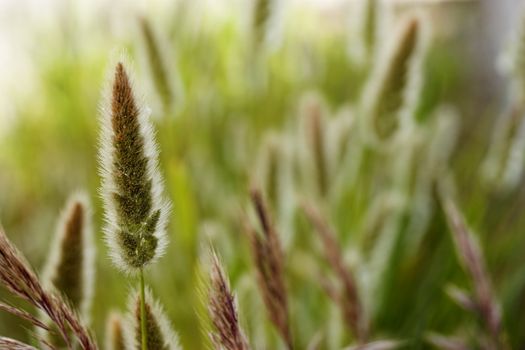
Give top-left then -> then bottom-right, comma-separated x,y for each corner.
0,1 -> 524,349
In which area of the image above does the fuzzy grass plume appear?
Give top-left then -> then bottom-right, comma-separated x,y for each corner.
128,288 -> 181,350
245,188 -> 292,349
99,61 -> 170,273
0,228 -> 97,349
39,193 -> 95,347
208,251 -> 251,350
42,192 -> 94,315
105,311 -> 127,350
362,16 -> 422,142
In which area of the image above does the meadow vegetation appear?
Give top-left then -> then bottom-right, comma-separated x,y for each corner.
0,1 -> 525,349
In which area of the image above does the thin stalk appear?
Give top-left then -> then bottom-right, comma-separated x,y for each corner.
140,269 -> 148,350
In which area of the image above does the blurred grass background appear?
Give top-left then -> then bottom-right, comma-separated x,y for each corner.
1,0 -> 525,349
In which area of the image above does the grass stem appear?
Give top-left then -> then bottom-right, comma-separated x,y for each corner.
140,269 -> 148,350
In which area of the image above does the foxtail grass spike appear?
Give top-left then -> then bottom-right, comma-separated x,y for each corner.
139,17 -> 181,115
245,188 -> 292,349
440,192 -> 508,349
129,288 -> 181,350
99,61 -> 170,273
106,312 -> 127,350
0,228 -> 98,350
301,202 -> 367,342
208,251 -> 251,350
43,192 -> 94,315
363,16 -> 421,141
39,193 -> 94,347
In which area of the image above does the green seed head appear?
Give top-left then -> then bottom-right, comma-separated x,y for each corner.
43,192 -> 94,313
129,288 -> 181,350
40,192 -> 95,346
362,16 -> 423,144
99,60 -> 170,273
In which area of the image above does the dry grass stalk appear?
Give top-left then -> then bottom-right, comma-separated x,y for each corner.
0,302 -> 50,331
208,251 -> 251,350
301,203 -> 367,343
99,61 -> 170,273
440,194 -> 507,349
105,312 -> 127,350
0,336 -> 38,350
245,188 -> 292,349
0,228 -> 97,349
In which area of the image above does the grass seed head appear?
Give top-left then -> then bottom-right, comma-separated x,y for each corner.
39,192 -> 95,347
362,16 -> 423,143
440,192 -> 507,349
105,311 -> 128,350
246,188 -> 292,349
129,288 -> 181,350
99,60 -> 170,273
208,251 -> 251,350
0,228 -> 98,350
43,192 -> 94,315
